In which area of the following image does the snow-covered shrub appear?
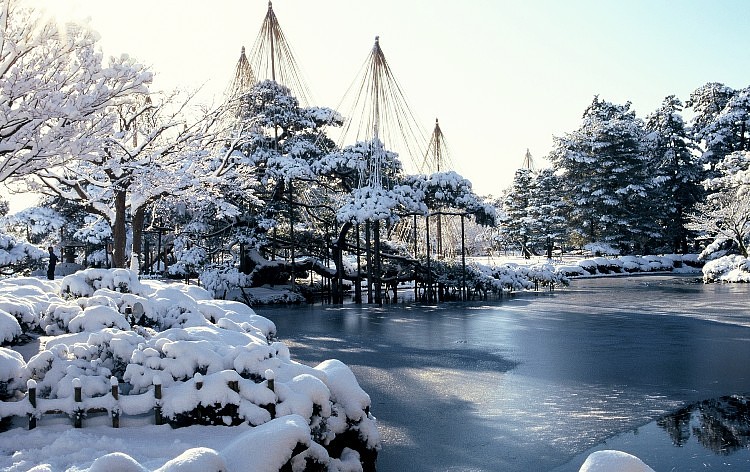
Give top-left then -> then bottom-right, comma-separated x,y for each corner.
642,255 -> 674,272
26,340 -> 113,399
680,253 -> 702,268
527,263 -> 570,287
556,264 -> 586,277
68,305 -> 131,333
0,295 -> 40,333
703,255 -> 750,283
618,255 -> 647,273
0,268 -> 380,470
577,259 -> 599,274
584,242 -> 620,257
199,265 -> 252,299
0,232 -> 46,275
60,268 -> 143,298
0,310 -> 21,344
169,238 -> 207,278
40,302 -> 83,335
0,347 -> 27,401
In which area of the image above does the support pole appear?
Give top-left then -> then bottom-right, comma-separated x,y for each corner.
355,223 -> 362,304
426,214 -> 432,302
413,214 -> 418,302
374,219 -> 382,306
461,214 -> 467,301
366,221 -> 373,304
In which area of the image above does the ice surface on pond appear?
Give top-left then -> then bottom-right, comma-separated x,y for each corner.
266,274 -> 750,471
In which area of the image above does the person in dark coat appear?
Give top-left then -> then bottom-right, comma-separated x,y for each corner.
47,246 -> 58,280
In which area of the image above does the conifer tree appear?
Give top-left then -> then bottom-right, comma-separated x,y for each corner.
644,95 -> 702,253
548,96 -> 650,253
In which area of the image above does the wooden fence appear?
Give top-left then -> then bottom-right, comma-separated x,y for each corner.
0,370 -> 277,430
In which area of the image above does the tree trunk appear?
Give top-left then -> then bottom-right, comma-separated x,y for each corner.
331,222 -> 352,304
112,189 -> 127,268
131,206 -> 145,272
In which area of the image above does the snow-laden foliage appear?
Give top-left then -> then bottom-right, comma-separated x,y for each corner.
0,232 -> 46,276
702,255 -> 750,283
72,215 -> 112,245
688,151 -> 750,259
199,265 -> 253,300
555,254 -> 701,277
0,4 -> 151,184
1,207 -> 66,246
337,185 -> 422,224
548,97 -> 653,252
0,270 -> 379,470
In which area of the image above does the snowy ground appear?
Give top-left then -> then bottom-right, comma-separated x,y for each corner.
0,269 -> 378,471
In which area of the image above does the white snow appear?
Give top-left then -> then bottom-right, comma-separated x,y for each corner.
578,450 -> 655,472
0,269 -> 379,471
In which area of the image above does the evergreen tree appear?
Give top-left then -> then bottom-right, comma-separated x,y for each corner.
527,168 -> 567,254
644,95 -> 702,253
548,96 -> 650,253
686,82 -> 737,174
501,168 -> 534,257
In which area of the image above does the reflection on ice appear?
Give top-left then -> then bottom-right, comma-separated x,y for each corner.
659,395 -> 750,455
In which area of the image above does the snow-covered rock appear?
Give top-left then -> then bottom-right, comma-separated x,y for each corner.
578,450 -> 654,472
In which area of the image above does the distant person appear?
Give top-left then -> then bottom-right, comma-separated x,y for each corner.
47,246 -> 58,280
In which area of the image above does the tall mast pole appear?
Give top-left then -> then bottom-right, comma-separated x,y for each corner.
268,1 -> 276,82
434,119 -> 443,258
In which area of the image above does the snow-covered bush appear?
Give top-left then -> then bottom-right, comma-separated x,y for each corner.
60,268 -> 142,298
0,310 -> 21,344
584,242 -> 620,257
0,269 -> 379,469
577,259 -> 599,275
0,347 -> 27,401
703,255 -> 750,283
169,241 -> 208,278
0,232 -> 46,276
199,265 -> 252,299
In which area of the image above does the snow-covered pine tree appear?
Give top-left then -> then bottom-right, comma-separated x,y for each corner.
686,82 -> 738,176
644,95 -> 703,253
501,168 -> 534,257
548,96 -> 651,253
527,168 -> 567,254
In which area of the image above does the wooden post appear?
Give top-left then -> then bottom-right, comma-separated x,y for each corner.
110,376 -> 119,428
365,221 -> 373,304
426,214 -> 432,302
355,223 -> 362,304
27,379 -> 37,430
265,369 -> 275,393
153,375 -> 163,426
194,372 -> 203,390
461,214 -> 467,301
373,220 -> 382,306
73,378 -> 83,428
413,214 -> 418,302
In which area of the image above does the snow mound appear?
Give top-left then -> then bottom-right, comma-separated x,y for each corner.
578,450 -> 654,472
702,254 -> 750,283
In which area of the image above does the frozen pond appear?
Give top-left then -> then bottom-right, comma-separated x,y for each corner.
263,275 -> 750,471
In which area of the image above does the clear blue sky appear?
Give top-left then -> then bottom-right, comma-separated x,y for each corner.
25,0 -> 750,199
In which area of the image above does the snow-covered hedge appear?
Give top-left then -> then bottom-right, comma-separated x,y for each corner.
0,269 -> 380,470
558,254 -> 702,278
702,255 -> 750,283
468,262 -> 569,296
